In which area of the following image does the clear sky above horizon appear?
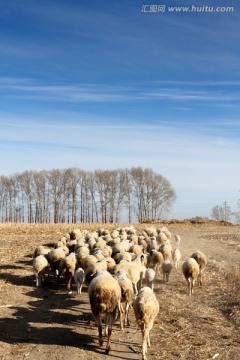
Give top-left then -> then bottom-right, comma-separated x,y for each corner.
1,0 -> 240,220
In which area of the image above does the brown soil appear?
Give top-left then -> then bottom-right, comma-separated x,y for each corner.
0,223 -> 239,360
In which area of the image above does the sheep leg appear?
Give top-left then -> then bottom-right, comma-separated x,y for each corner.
134,282 -> 138,296
147,331 -> 151,347
67,276 -> 72,293
188,278 -> 193,296
105,314 -> 109,336
125,303 -> 131,326
192,278 -> 196,294
120,303 -> 124,330
36,274 -> 41,287
106,313 -> 114,354
106,325 -> 112,354
99,324 -> 103,346
79,283 -> 82,294
142,327 -> 148,360
95,315 -> 103,346
198,273 -> 202,286
147,322 -> 153,347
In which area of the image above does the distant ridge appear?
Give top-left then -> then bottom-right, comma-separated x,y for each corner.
141,218 -> 234,226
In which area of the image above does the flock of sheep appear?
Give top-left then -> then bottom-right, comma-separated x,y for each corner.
32,225 -> 207,359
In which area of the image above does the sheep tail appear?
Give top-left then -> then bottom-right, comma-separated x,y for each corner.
100,303 -> 107,312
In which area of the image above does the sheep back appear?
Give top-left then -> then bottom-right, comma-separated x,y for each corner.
88,274 -> 121,314
182,258 -> 200,280
133,287 -> 159,326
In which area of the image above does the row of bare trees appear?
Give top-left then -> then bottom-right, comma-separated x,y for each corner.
0,167 -> 176,224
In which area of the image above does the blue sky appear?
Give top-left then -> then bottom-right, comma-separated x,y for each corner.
1,0 -> 240,219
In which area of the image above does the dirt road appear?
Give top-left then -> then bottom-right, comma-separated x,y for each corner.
0,223 -> 239,360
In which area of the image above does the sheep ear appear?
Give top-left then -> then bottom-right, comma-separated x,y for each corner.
91,271 -> 96,277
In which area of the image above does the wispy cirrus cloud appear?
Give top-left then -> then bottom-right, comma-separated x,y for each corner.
147,89 -> 240,102
0,78 -> 143,102
1,77 -> 240,104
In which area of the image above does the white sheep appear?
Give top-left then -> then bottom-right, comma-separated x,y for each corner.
116,269 -> 134,329
139,263 -> 147,289
108,236 -> 121,247
114,254 -> 145,295
144,226 -> 158,238
69,228 -> 82,240
172,248 -> 181,269
112,240 -> 130,256
133,287 -> 159,360
59,252 -> 77,293
129,243 -> 143,255
66,240 -> 78,253
93,238 -> 107,251
74,239 -> 86,252
48,247 -> 67,278
119,231 -> 128,241
145,268 -> 156,290
98,228 -> 108,237
162,260 -> 173,283
174,234 -> 181,248
163,228 -> 172,240
88,270 -> 121,354
92,248 -> 105,261
101,245 -> 113,258
159,242 -> 173,261
147,238 -> 159,253
156,231 -> 168,244
33,254 -> 50,287
150,250 -> 164,276
111,229 -> 120,239
33,245 -> 51,258
75,246 -> 90,267
85,230 -> 99,240
87,237 -> 96,251
74,267 -> 85,294
114,251 -> 132,264
102,257 -> 116,274
129,234 -> 139,244
84,260 -> 108,286
190,251 -> 207,286
182,258 -> 200,296
54,239 -> 67,249
81,254 -> 98,271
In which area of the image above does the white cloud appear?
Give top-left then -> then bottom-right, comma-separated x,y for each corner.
1,78 -> 240,106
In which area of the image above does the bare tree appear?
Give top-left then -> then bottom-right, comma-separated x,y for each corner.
47,169 -> 69,223
114,169 -> 127,223
129,167 -> 176,222
86,171 -> 99,223
211,204 -> 232,221
94,170 -> 113,223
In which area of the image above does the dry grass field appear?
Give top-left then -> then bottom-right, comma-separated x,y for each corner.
0,222 -> 239,360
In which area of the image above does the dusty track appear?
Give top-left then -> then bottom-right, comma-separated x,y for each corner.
0,223 -> 239,360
